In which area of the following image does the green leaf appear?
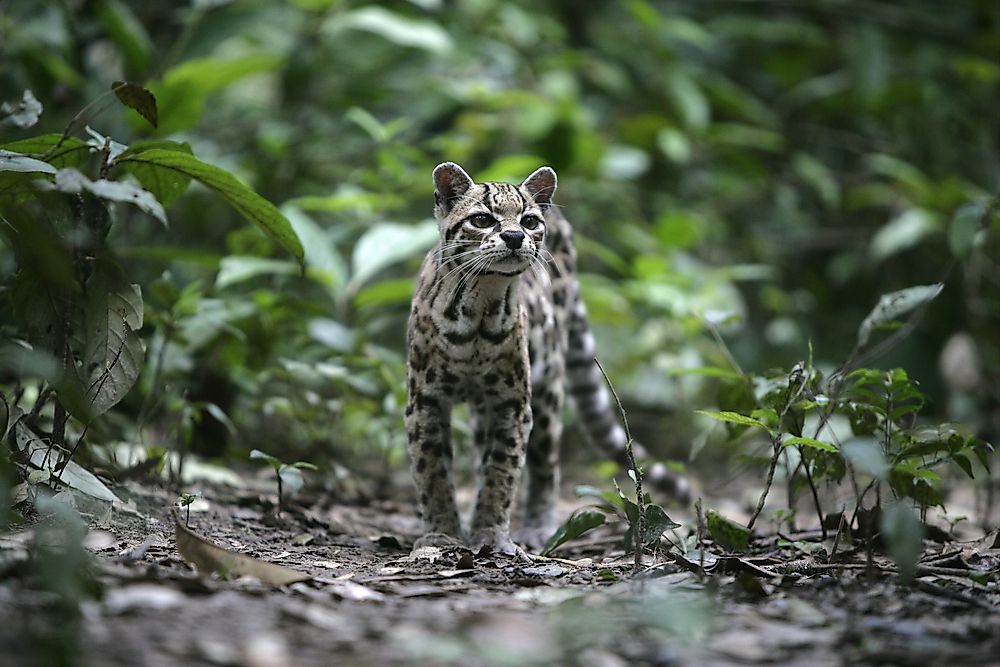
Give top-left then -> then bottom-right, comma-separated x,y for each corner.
0,150 -> 57,174
327,7 -> 453,54
0,135 -> 90,168
97,0 -> 153,75
869,208 -> 939,261
349,221 -> 438,293
540,509 -> 607,556
151,54 -> 285,133
706,510 -> 750,552
953,453 -> 974,479
250,449 -> 282,471
695,409 -> 770,432
783,436 -> 839,453
216,256 -> 299,289
14,422 -> 122,503
283,205 -> 347,292
354,278 -> 415,309
278,465 -> 305,495
624,503 -> 681,551
856,284 -> 944,348
948,202 -> 986,258
880,501 -> 923,584
119,149 -> 303,264
120,140 -> 193,206
80,260 -> 146,418
574,484 -> 626,511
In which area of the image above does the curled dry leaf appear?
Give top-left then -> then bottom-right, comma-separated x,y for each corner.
112,81 -> 158,128
175,518 -> 310,586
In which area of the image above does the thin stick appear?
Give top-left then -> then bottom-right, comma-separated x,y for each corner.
747,366 -> 808,530
797,447 -> 827,539
594,357 -> 645,574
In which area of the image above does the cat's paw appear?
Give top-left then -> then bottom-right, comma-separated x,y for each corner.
412,531 -> 465,551
470,528 -> 531,561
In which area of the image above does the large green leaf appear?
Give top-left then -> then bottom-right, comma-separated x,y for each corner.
119,149 -> 303,264
706,510 -> 750,553
80,260 -> 145,418
624,503 -> 682,551
540,509 -> 607,556
150,54 -> 285,133
326,7 -> 453,54
119,140 -> 192,206
349,221 -> 438,293
14,422 -> 122,503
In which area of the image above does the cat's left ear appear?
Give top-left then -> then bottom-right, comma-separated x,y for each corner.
521,166 -> 557,207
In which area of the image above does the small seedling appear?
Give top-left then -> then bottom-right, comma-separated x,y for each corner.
177,492 -> 197,527
249,449 -> 318,509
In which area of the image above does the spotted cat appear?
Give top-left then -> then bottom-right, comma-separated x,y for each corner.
405,162 -> 689,554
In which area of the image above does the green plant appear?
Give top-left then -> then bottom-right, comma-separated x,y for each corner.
542,361 -> 682,566
177,492 -> 197,527
249,448 -> 318,510
0,84 -> 302,501
695,283 -> 994,578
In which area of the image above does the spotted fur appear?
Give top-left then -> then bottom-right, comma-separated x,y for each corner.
406,162 -> 689,553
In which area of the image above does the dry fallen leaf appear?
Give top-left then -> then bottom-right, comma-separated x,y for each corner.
175,518 -> 310,586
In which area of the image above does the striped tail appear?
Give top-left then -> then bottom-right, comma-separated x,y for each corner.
565,285 -> 691,503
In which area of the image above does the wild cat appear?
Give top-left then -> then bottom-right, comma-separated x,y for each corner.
405,162 -> 689,554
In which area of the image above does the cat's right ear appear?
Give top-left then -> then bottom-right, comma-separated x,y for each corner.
433,162 -> 474,213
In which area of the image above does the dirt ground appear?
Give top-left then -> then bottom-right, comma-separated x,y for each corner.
2,469 -> 999,667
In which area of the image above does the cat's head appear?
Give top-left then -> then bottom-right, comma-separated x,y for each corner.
432,162 -> 557,276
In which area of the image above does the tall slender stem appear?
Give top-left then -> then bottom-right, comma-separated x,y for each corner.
594,358 -> 645,573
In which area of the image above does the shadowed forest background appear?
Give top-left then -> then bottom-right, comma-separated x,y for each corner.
1,1 -> 999,666
4,0 -> 997,485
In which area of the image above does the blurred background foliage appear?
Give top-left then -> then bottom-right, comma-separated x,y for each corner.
1,0 -> 997,497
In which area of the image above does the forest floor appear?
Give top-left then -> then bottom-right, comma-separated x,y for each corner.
2,467 -> 999,667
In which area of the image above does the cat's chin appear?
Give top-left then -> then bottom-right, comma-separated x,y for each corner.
491,253 -> 531,273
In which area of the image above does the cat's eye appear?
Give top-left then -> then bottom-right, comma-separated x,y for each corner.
468,213 -> 497,229
521,215 -> 542,230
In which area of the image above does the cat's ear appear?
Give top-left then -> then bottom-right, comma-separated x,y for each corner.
433,162 -> 474,212
521,166 -> 557,207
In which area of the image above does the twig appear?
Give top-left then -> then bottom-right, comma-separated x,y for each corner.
747,366 -> 808,530
25,385 -> 53,426
696,497 -> 706,580
797,447 -> 827,539
594,357 -> 644,574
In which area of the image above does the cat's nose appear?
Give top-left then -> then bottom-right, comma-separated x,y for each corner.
500,229 -> 525,249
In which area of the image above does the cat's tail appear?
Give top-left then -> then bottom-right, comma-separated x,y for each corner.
565,286 -> 692,503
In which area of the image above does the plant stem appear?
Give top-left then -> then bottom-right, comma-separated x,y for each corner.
748,367 -> 808,530
276,471 -> 284,510
594,358 -> 644,574
798,447 -> 827,539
